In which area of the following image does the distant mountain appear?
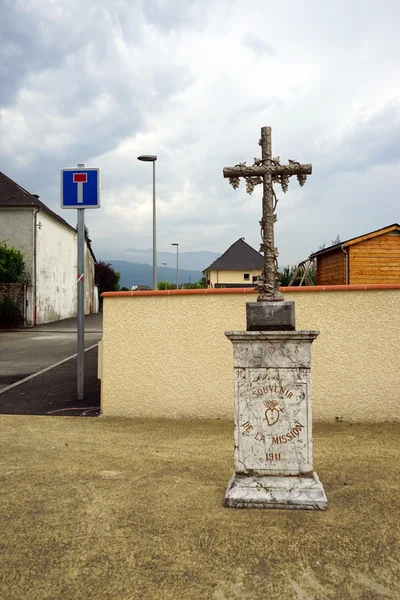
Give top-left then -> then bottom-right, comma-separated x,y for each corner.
105,260 -> 203,289
123,248 -> 220,272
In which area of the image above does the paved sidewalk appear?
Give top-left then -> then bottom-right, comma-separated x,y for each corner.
0,418 -> 399,600
22,313 -> 103,333
0,314 -> 102,415
0,346 -> 100,416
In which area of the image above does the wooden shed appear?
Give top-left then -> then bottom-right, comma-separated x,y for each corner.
309,224 -> 400,285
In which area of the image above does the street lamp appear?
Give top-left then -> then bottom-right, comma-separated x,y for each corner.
137,154 -> 157,290
171,243 -> 179,290
162,262 -> 168,290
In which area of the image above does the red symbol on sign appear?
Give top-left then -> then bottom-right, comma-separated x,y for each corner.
73,173 -> 87,203
77,273 -> 84,282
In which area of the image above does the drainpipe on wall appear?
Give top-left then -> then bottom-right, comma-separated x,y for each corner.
33,207 -> 40,325
341,245 -> 349,285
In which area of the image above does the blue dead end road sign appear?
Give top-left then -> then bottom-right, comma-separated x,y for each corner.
61,168 -> 100,209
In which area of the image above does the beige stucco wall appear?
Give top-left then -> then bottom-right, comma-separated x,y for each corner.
100,289 -> 400,422
206,269 -> 261,286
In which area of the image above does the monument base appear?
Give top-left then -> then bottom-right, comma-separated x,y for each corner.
246,301 -> 295,331
224,472 -> 327,510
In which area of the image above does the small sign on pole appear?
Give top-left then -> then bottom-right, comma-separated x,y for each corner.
61,168 -> 100,209
61,165 -> 101,400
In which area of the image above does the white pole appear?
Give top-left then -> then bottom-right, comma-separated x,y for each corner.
172,243 -> 179,289
138,155 -> 157,290
162,262 -> 167,289
176,244 -> 179,290
152,160 -> 157,291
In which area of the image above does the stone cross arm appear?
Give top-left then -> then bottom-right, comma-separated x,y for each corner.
223,163 -> 312,178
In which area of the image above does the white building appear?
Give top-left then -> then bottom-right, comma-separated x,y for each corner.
0,171 -> 96,325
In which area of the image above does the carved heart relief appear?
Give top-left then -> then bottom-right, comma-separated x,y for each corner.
265,408 -> 280,426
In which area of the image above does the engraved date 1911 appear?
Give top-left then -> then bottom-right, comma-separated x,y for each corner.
266,453 -> 281,462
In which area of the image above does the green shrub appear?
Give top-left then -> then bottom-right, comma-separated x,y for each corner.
0,242 -> 25,283
0,295 -> 24,328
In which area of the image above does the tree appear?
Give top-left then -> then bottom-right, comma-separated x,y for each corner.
75,224 -> 92,247
0,242 -> 25,283
157,282 -> 177,290
315,235 -> 341,254
0,295 -> 24,328
84,226 -> 92,246
279,235 -> 341,288
182,276 -> 207,289
279,263 -> 317,286
95,262 -> 121,295
331,235 -> 341,246
157,276 -> 207,290
279,265 -> 297,286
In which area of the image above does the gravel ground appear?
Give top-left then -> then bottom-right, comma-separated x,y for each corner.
0,416 -> 399,600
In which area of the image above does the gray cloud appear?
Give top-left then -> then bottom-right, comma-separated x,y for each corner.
0,0 -> 145,107
0,1 -> 64,106
242,33 -> 278,57
341,100 -> 400,171
140,0 -> 200,32
309,99 -> 400,183
1,0 -> 400,269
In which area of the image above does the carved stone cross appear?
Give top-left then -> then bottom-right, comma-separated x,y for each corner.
223,126 -> 312,302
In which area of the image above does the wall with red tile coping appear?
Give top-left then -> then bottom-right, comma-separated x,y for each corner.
102,284 -> 400,297
100,286 -> 400,421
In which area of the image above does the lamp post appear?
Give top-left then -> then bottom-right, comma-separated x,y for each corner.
162,262 -> 168,290
171,243 -> 179,290
137,154 -> 157,290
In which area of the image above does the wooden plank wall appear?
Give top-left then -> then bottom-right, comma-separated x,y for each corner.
349,232 -> 400,284
317,249 -> 346,285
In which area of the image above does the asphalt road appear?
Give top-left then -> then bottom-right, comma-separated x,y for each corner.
0,314 -> 102,416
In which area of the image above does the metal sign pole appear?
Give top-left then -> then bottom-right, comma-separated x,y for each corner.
76,161 -> 85,401
61,163 -> 100,400
77,207 -> 85,400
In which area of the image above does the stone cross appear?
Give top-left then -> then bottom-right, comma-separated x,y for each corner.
223,126 -> 312,302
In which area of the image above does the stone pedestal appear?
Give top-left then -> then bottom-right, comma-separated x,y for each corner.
246,301 -> 295,331
224,331 -> 327,510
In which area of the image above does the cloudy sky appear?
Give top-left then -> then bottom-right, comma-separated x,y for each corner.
1,0 -> 399,267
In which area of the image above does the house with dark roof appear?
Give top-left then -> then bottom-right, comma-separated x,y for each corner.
202,238 -> 263,288
0,171 -> 96,325
310,223 -> 400,285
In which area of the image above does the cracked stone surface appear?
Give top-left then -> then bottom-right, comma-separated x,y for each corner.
224,330 -> 327,509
